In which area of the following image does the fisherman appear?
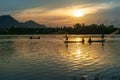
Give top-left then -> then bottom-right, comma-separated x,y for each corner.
38,36 -> 40,39
65,33 -> 68,41
30,36 -> 32,39
88,37 -> 92,43
82,38 -> 85,43
101,33 -> 104,39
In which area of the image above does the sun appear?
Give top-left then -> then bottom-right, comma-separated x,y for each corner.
73,10 -> 84,17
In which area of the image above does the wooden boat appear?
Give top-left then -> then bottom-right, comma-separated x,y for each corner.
29,36 -> 40,39
64,40 -> 84,43
88,39 -> 106,43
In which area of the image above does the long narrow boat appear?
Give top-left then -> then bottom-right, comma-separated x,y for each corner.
29,36 -> 40,39
64,40 -> 84,43
88,39 -> 106,43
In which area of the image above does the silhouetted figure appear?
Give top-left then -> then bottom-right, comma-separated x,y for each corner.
82,38 -> 85,43
88,37 -> 92,42
101,34 -> 104,39
38,36 -> 40,39
88,37 -> 92,45
65,34 -> 68,41
30,36 -> 32,39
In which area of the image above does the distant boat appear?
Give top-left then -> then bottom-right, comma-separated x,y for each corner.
64,40 -> 84,43
88,39 -> 106,43
29,36 -> 40,39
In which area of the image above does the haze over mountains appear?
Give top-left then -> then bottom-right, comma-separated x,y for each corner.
0,15 -> 47,28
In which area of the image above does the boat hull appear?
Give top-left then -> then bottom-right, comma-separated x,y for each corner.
88,39 -> 106,43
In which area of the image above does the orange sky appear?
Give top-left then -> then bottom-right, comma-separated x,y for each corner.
1,0 -> 120,27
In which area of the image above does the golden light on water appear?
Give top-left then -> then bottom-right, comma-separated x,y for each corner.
58,40 -> 108,71
76,37 -> 80,41
75,49 -> 81,57
10,36 -> 109,74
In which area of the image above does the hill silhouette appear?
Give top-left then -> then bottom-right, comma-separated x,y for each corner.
0,15 -> 20,28
0,15 -> 119,35
22,20 -> 46,28
0,15 -> 47,28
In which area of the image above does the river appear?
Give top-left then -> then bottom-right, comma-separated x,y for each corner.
0,35 -> 120,80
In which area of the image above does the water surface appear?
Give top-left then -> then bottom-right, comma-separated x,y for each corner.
0,35 -> 120,80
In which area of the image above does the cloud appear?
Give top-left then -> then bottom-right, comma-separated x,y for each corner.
12,1 -> 120,26
1,0 -> 119,26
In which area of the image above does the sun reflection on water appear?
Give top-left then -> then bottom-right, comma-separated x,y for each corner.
1,36 -> 119,80
57,42 -> 108,75
10,37 -> 111,76
76,49 -> 81,56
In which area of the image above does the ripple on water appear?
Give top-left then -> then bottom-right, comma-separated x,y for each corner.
0,35 -> 120,80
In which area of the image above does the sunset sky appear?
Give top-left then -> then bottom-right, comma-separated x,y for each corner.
0,0 -> 120,27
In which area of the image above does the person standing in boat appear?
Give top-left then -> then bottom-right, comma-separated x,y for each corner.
88,37 -> 91,41
88,37 -> 92,43
88,37 -> 92,45
101,33 -> 104,40
65,33 -> 68,41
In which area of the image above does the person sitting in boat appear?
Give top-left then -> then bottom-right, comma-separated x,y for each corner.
88,37 -> 92,43
82,38 -> 85,43
65,34 -> 68,41
30,36 -> 32,39
38,36 -> 40,39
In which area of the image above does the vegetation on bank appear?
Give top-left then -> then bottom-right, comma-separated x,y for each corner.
0,23 -> 119,35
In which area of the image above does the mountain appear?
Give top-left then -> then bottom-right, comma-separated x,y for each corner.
0,15 -> 20,28
22,20 -> 46,28
0,15 -> 47,28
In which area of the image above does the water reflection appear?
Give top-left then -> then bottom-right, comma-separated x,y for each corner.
12,40 -> 40,59
0,41 -> 15,63
75,49 -> 81,56
61,38 -> 120,79
0,35 -> 120,80
59,41 -> 114,78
